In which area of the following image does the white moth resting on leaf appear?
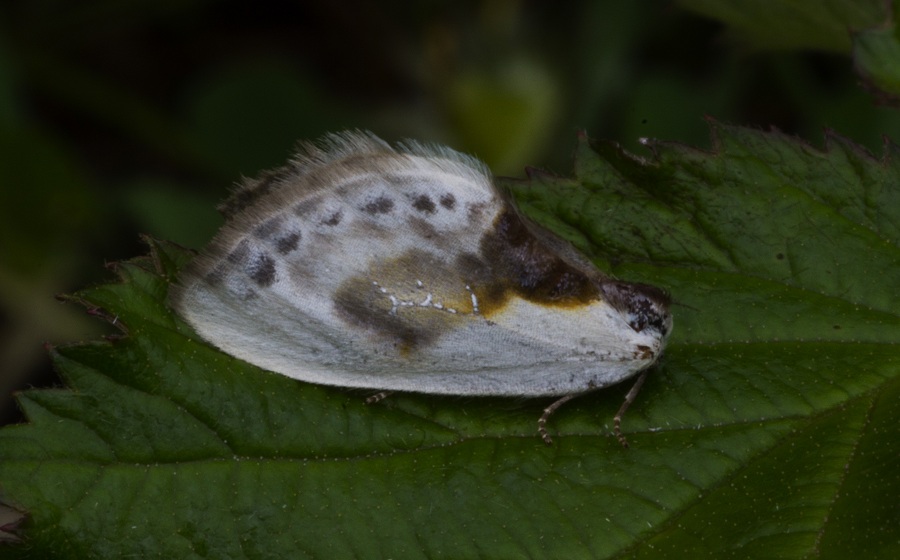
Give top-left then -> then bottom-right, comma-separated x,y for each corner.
169,131 -> 672,445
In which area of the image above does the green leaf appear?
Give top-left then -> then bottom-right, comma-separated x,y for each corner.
676,0 -> 900,105
676,0 -> 889,52
678,0 -> 889,53
1,124 -> 898,558
854,21 -> 900,104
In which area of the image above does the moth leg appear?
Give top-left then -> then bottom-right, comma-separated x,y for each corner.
613,369 -> 649,449
365,391 -> 394,404
538,393 -> 580,445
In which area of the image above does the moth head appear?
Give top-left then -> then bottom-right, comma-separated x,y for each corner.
599,281 -> 672,339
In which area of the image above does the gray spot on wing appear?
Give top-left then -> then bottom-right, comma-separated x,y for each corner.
412,194 -> 436,214
364,196 -> 394,214
439,193 -> 456,210
322,211 -> 343,226
247,252 -> 276,287
275,231 -> 302,254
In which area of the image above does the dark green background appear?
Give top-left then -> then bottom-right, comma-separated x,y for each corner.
1,2 -> 899,557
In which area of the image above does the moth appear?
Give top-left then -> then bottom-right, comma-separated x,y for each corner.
169,131 -> 672,445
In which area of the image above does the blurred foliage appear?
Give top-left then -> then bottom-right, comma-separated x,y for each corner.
1,0 -> 900,426
676,0 -> 889,52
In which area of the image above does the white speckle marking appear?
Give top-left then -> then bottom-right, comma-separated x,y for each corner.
466,285 -> 479,314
